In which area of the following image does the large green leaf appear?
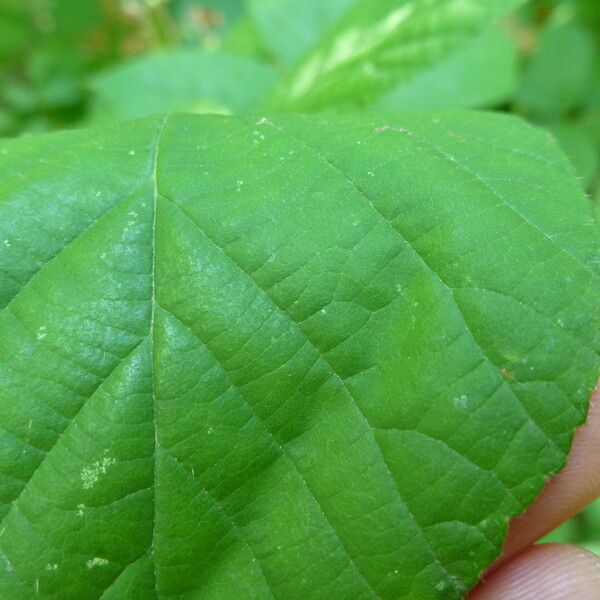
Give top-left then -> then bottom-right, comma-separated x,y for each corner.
89,49 -> 278,123
267,0 -> 525,111
0,112 -> 599,599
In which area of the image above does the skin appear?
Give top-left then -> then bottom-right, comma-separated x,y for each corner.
468,389 -> 600,599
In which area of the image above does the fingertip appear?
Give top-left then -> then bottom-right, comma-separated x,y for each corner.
469,544 -> 600,600
501,388 -> 600,560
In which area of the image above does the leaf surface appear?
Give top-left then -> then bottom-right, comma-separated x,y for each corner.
0,112 -> 599,599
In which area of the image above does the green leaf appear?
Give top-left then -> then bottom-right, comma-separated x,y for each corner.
172,0 -> 246,25
540,498 -> 600,555
547,123 -> 599,189
0,2 -> 31,63
584,499 -> 600,541
267,0 -> 526,111
516,22 -> 598,120
88,49 -> 279,123
0,112 -> 599,599
221,15 -> 274,60
247,0 -> 359,65
46,0 -> 104,38
375,27 -> 518,111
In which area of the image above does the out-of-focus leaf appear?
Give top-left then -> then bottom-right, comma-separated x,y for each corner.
48,0 -> 104,38
173,0 -> 246,24
585,542 -> 600,555
0,110 -> 15,136
584,498 -> 600,539
88,49 -> 278,122
571,0 -> 600,37
540,516 -> 579,544
247,0 -> 359,65
171,0 -> 246,46
268,0 -> 526,111
28,49 -> 85,109
375,27 -> 518,110
582,108 -> 600,150
541,498 -> 600,556
0,3 -> 31,62
548,123 -> 599,188
0,0 -> 137,136
2,83 -> 37,115
516,22 -> 598,120
221,16 -> 274,61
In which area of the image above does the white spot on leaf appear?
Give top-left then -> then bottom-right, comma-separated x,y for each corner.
453,395 -> 469,410
86,557 -> 109,568
81,454 -> 116,489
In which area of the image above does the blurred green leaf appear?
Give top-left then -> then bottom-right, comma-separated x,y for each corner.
0,0 -> 132,136
46,0 -> 104,37
170,0 -> 247,47
0,109 -> 16,134
221,15 -> 274,60
247,0 -> 359,65
541,498 -> 600,556
0,2 -> 31,62
89,49 -> 278,122
584,498 -> 600,539
268,0 -> 526,112
516,22 -> 598,120
375,26 -> 518,110
540,515 -> 580,544
548,123 -> 599,188
569,0 -> 600,37
173,0 -> 246,23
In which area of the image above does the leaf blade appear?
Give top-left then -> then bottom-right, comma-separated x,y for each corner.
0,111 -> 598,599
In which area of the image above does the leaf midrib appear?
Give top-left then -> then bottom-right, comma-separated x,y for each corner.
149,115 -> 168,600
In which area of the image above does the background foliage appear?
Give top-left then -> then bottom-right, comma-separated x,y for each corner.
0,0 -> 598,557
